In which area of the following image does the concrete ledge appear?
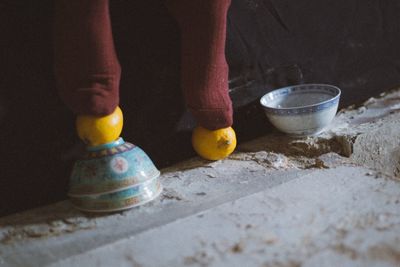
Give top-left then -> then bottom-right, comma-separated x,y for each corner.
241,89 -> 400,178
52,166 -> 400,267
1,90 -> 400,267
0,160 -> 312,266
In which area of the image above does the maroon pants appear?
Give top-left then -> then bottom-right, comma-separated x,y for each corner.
54,0 -> 232,130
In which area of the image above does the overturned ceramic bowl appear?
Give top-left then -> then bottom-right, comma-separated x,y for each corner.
70,178 -> 162,212
68,138 -> 160,197
260,84 -> 341,136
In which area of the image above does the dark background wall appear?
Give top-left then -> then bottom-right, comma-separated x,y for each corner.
1,0 -> 400,216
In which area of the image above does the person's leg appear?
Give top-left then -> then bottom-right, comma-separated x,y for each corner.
166,0 -> 233,130
54,0 -> 120,116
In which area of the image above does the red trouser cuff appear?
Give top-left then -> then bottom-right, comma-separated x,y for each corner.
190,105 -> 233,130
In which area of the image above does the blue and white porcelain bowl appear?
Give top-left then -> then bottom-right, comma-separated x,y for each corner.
260,84 -> 341,136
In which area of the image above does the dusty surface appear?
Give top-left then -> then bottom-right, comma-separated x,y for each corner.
241,89 -> 400,178
51,167 -> 400,267
0,89 -> 400,267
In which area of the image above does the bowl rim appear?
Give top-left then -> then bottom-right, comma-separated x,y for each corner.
260,83 -> 341,112
73,176 -> 161,200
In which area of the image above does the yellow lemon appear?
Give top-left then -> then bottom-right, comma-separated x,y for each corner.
76,106 -> 123,146
192,126 -> 237,160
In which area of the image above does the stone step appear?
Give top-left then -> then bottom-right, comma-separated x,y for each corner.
52,166 -> 400,267
1,89 -> 400,267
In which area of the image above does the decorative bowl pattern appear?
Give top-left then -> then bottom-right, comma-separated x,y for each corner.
70,179 -> 162,212
75,176 -> 159,201
68,138 -> 160,197
260,84 -> 341,136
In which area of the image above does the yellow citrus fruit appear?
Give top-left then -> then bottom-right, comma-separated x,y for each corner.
76,106 -> 123,146
192,126 -> 237,160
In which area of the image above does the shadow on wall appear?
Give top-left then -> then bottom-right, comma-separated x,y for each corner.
227,0 -> 400,140
1,0 -> 400,216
